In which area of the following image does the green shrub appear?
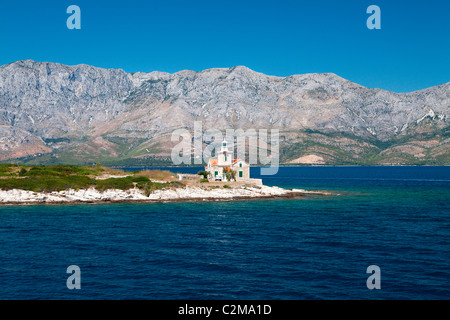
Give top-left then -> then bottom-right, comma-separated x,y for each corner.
142,183 -> 153,197
22,165 -> 97,177
169,181 -> 185,188
223,185 -> 231,188
0,164 -> 13,176
197,171 -> 209,179
94,176 -> 151,191
0,175 -> 93,192
200,178 -> 209,183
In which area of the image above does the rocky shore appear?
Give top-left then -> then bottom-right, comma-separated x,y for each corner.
0,185 -> 334,205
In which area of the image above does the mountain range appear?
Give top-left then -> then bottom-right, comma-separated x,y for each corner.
0,59 -> 448,166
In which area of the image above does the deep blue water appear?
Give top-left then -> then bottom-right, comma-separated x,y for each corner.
0,166 -> 449,300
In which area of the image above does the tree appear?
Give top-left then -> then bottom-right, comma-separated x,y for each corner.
223,168 -> 236,181
197,170 -> 209,179
230,169 -> 236,181
19,167 -> 27,176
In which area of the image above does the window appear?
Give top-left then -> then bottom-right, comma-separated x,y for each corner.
239,163 -> 242,168
215,171 -> 218,176
239,171 -> 243,178
225,156 -> 227,162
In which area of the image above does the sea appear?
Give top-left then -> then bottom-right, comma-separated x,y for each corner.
0,166 -> 449,300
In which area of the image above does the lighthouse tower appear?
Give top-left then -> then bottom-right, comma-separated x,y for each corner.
218,139 -> 232,166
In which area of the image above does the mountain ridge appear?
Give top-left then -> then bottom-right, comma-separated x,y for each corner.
0,60 -> 448,166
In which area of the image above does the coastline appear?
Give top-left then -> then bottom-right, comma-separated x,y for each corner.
0,185 -> 336,205
112,165 -> 450,169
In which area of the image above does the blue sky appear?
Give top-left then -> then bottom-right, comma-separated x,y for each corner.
0,0 -> 448,92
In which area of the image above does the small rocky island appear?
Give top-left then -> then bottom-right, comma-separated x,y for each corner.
0,164 -> 334,204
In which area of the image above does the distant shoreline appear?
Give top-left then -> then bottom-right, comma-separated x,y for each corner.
111,164 -> 450,169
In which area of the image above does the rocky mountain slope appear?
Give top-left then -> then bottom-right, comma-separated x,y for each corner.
0,60 -> 448,165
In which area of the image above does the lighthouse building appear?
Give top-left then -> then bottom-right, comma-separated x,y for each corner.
206,140 -> 250,182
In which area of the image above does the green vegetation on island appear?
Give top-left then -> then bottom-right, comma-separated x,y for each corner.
0,164 -> 184,194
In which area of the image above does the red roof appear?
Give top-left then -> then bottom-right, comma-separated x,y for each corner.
209,159 -> 242,166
